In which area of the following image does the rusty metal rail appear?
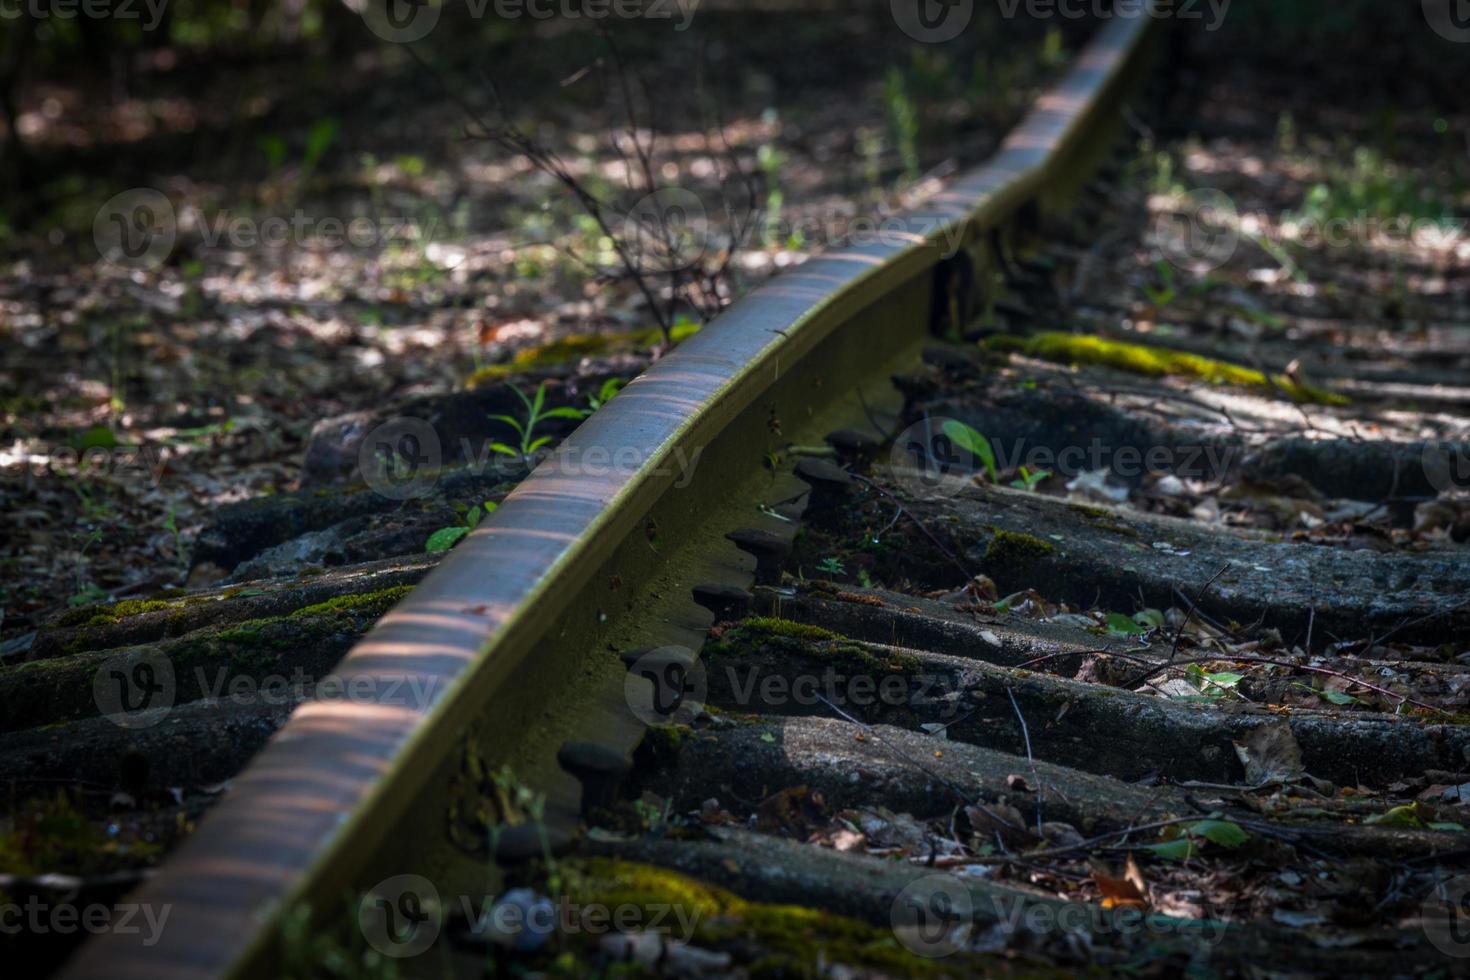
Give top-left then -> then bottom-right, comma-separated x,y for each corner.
61,11 -> 1161,978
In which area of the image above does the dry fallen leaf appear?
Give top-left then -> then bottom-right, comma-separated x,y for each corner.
1233,719 -> 1304,786
1091,854 -> 1149,910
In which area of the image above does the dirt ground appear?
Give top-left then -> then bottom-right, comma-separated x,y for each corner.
1,2 -> 1091,646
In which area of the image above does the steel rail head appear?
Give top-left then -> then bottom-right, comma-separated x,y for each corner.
59,11 -> 1159,979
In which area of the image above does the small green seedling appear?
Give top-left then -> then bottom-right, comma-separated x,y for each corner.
1185,662 -> 1245,698
489,382 -> 586,463
1363,802 -> 1463,831
1009,466 -> 1052,491
1143,818 -> 1248,860
164,502 -> 189,573
940,420 -> 997,483
68,584 -> 110,609
67,528 -> 107,607
632,797 -> 674,831
426,500 -> 498,553
1103,612 -> 1149,637
1142,260 -> 1177,309
816,556 -> 846,576
1291,681 -> 1358,706
583,378 -> 625,414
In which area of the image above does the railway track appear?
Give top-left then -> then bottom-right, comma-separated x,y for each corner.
11,6 -> 1470,977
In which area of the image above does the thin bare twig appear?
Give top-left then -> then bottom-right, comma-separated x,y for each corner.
971,815 -> 1201,866
845,472 -> 974,582
405,41 -> 677,339
856,387 -> 895,440
1359,594 -> 1470,656
1013,646 -> 1147,671
1006,686 -> 1044,837
1122,562 -> 1230,689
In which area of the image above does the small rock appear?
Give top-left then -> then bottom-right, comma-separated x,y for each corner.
229,523 -> 355,581
0,631 -> 36,660
481,888 -> 555,952
301,410 -> 378,486
1066,468 -> 1129,504
186,562 -> 228,588
1155,474 -> 1186,496
1041,821 -> 1084,848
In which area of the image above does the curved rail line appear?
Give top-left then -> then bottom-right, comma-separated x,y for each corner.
62,12 -> 1161,978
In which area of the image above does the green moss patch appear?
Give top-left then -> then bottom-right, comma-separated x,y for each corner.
57,585 -> 415,659
465,320 -> 702,387
983,529 -> 1057,566
287,585 -> 414,619
739,617 -> 841,644
636,723 -> 691,768
986,332 -> 1348,405
198,585 -> 413,660
564,858 -> 986,978
711,618 -> 920,676
56,598 -> 176,628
